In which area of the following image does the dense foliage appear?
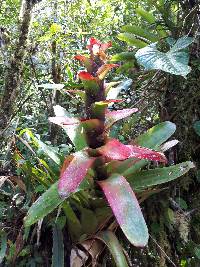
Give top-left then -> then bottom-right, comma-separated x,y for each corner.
0,0 -> 200,266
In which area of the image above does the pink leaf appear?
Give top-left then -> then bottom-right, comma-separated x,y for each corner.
98,139 -> 167,163
105,108 -> 138,128
99,99 -> 123,104
58,151 -> 95,198
49,116 -> 79,125
98,174 -> 149,247
101,41 -> 112,51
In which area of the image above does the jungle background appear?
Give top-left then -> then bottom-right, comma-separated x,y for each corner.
0,0 -> 200,266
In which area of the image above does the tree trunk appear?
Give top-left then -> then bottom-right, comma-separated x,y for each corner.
49,40 -> 62,145
0,0 -> 36,129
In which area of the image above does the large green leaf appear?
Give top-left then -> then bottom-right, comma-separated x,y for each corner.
52,224 -> 64,267
127,161 -> 195,192
134,121 -> 176,149
111,52 -> 135,62
99,174 -> 148,247
118,33 -> 148,48
24,182 -> 63,227
135,36 -> 194,77
121,25 -> 159,43
97,231 -> 129,267
24,177 -> 91,227
136,7 -> 156,24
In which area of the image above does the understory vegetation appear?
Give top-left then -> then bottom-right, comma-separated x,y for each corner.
0,0 -> 200,266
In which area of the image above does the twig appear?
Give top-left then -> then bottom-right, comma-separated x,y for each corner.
150,234 -> 177,267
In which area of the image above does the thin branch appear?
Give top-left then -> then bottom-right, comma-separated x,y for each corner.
150,234 -> 177,267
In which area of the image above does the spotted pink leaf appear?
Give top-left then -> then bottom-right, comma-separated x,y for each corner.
58,151 -> 95,198
97,139 -> 167,162
98,174 -> 149,247
105,108 -> 138,128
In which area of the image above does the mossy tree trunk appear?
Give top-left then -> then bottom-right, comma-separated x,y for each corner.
0,0 -> 36,129
0,0 -> 42,169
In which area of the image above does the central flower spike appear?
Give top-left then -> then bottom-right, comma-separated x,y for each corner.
74,37 -> 120,148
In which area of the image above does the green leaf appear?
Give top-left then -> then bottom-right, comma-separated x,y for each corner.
122,25 -> 159,43
37,139 -> 61,165
0,231 -> 7,264
175,197 -> 188,210
118,33 -> 148,48
126,161 -> 195,192
53,105 -> 87,150
135,37 -> 194,77
134,121 -> 176,149
24,178 -> 91,227
136,7 -> 156,24
24,182 -> 63,227
193,121 -> 200,137
111,52 -> 136,62
52,224 -> 64,267
99,174 -> 149,247
97,231 -> 129,267
80,208 -> 98,235
62,202 -> 82,241
50,23 -> 62,34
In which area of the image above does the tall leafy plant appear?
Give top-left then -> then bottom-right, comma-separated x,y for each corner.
24,38 -> 194,265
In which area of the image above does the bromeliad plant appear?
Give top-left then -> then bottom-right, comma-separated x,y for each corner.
24,38 -> 194,264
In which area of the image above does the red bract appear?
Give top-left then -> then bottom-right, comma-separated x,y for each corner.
74,55 -> 88,62
78,71 -> 95,81
58,151 -> 96,198
98,138 -> 167,162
